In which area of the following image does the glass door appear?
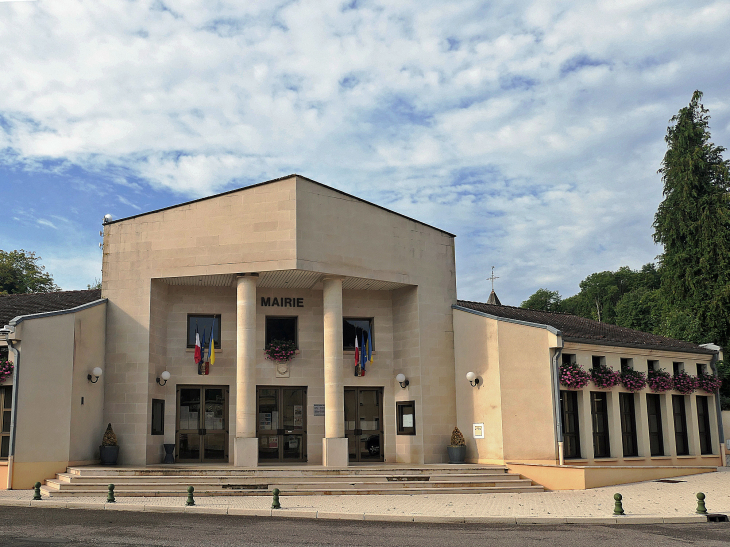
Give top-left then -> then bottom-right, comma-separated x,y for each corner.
344,387 -> 384,462
257,386 -> 307,462
176,385 -> 229,463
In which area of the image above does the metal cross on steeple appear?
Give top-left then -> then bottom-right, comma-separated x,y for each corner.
487,266 -> 499,291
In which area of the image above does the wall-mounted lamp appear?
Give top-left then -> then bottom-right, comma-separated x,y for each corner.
87,367 -> 103,383
156,370 -> 171,386
396,373 -> 409,389
466,371 -> 480,387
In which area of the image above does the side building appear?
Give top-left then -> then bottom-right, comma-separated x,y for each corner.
454,300 -> 725,489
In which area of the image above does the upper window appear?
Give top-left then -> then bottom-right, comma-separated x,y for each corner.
592,355 -> 606,368
343,318 -> 374,351
620,358 -> 633,371
265,316 -> 298,348
673,362 -> 684,375
647,360 -> 658,372
696,363 -> 707,376
187,315 -> 221,349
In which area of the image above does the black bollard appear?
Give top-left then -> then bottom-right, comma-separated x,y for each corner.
613,493 -> 624,515
271,488 -> 281,509
107,484 -> 116,503
186,486 -> 195,506
696,492 -> 707,514
33,482 -> 42,501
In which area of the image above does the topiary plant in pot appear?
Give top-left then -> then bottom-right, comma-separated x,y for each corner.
447,426 -> 467,464
99,423 -> 119,465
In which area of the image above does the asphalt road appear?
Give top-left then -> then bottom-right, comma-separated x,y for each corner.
0,507 -> 729,547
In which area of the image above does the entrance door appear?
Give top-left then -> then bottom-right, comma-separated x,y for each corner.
176,385 -> 229,463
256,386 -> 307,462
344,387 -> 384,462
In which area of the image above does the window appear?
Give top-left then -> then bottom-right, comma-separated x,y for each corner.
151,399 -> 165,436
620,358 -> 633,371
1,385 -> 11,459
592,355 -> 605,368
647,360 -> 658,372
672,395 -> 689,456
673,362 -> 684,376
187,315 -> 221,349
696,363 -> 707,376
265,316 -> 298,348
619,393 -> 638,457
591,392 -> 610,458
343,318 -> 374,351
562,353 -> 576,365
646,394 -> 664,456
697,396 -> 712,455
560,390 -> 581,459
396,401 -> 416,435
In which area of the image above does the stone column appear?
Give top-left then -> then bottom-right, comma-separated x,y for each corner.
635,392 -> 651,458
322,276 -> 348,466
579,390 -> 593,460
234,273 -> 258,467
607,390 -> 623,459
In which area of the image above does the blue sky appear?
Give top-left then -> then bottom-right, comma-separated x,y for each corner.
1,0 -> 729,305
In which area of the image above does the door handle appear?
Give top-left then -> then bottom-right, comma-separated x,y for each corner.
286,430 -> 293,434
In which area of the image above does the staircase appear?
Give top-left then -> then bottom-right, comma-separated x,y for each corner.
41,464 -> 543,497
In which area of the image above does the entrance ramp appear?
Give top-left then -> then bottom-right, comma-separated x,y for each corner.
41,464 -> 544,497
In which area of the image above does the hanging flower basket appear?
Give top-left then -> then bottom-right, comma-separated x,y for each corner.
264,339 -> 297,363
559,362 -> 591,389
647,369 -> 673,392
0,360 -> 13,385
590,364 -> 621,389
696,372 -> 722,393
672,371 -> 698,395
620,369 -> 647,392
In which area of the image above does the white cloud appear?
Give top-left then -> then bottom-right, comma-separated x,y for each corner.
0,0 -> 729,303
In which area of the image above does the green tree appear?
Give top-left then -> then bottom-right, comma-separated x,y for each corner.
0,250 -> 59,295
520,288 -> 562,312
653,90 -> 730,349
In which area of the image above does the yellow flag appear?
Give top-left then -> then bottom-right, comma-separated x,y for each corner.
210,338 -> 215,365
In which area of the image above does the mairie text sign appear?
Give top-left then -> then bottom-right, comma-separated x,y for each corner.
261,297 -> 304,308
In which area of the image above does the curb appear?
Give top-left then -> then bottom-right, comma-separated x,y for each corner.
0,499 -> 721,525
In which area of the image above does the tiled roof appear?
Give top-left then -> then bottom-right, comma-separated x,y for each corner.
0,290 -> 102,327
455,300 -> 716,355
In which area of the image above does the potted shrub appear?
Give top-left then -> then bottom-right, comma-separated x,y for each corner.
99,423 -> 119,465
447,426 -> 466,464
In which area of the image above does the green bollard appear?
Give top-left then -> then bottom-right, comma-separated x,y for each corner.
613,493 -> 624,515
186,486 -> 195,506
33,482 -> 42,501
271,488 -> 281,509
107,484 -> 115,503
696,492 -> 707,514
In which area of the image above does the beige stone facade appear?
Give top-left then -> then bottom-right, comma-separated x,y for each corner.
101,175 -> 457,466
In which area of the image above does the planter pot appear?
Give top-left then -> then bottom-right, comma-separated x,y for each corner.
99,445 -> 119,465
163,443 -> 175,464
447,445 -> 466,464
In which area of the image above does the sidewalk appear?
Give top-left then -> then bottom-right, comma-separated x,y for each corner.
1,468 -> 728,525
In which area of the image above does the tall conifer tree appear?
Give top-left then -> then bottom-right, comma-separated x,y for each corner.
653,91 -> 730,349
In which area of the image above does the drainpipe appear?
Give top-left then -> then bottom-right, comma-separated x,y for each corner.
551,347 -> 564,465
706,347 -> 725,467
6,337 -> 19,490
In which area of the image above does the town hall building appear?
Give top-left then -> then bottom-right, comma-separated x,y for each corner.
0,174 -> 725,491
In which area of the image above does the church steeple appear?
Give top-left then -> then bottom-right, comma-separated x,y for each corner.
486,266 -> 501,305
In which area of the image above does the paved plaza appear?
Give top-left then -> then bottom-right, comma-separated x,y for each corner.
1,467 -> 729,524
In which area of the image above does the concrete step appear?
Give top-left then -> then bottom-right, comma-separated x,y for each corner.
41,485 -> 544,497
65,465 -> 509,477
45,478 -> 535,492
53,473 -> 518,485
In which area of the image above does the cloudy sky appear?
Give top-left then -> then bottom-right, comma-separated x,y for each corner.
1,0 -> 729,305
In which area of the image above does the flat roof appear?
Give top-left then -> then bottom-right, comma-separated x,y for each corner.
106,174 -> 456,238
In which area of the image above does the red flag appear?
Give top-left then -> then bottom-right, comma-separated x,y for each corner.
194,326 -> 201,364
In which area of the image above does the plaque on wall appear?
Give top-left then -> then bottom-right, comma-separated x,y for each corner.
313,404 -> 325,417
